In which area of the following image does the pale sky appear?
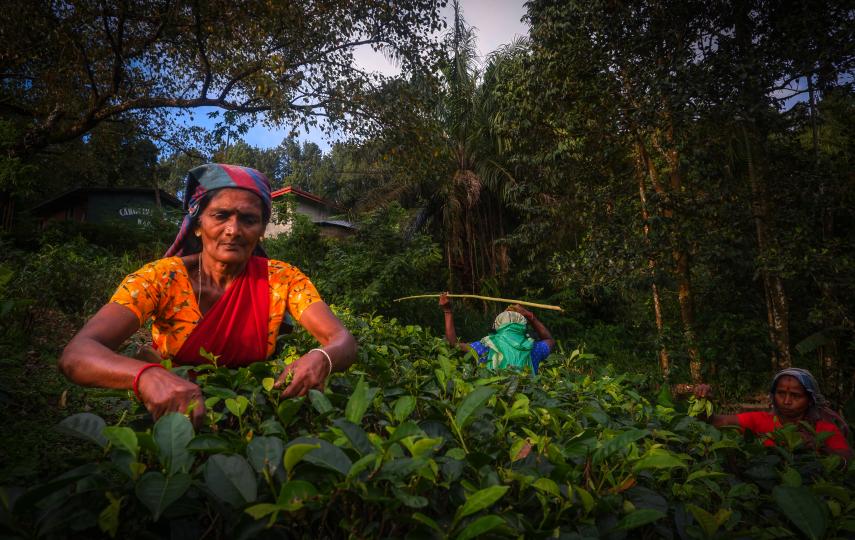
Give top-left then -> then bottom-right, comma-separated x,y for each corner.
242,0 -> 529,151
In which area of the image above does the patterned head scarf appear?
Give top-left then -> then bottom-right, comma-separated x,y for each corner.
493,310 -> 527,330
165,163 -> 272,257
771,367 -> 849,437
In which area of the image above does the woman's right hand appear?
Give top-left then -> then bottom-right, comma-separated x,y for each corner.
137,367 -> 206,428
439,292 -> 452,311
693,384 -> 713,399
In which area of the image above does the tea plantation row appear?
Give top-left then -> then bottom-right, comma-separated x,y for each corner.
2,312 -> 853,539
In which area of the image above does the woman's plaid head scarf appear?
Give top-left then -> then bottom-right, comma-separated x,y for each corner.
165,163 -> 272,257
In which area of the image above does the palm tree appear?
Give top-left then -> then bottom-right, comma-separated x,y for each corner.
357,1 -> 522,293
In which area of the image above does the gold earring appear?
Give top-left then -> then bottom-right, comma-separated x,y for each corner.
194,230 -> 201,237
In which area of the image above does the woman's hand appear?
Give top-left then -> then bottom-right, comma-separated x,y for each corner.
693,384 -> 713,399
507,304 -> 534,321
276,350 -> 330,398
439,292 -> 452,312
136,367 -> 206,428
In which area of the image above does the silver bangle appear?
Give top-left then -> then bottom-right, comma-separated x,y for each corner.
310,348 -> 333,378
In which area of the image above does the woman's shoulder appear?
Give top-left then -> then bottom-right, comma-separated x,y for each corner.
265,258 -> 307,277
125,257 -> 188,282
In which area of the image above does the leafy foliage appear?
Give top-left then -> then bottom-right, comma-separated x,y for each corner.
0,0 -> 447,159
3,314 -> 854,538
265,203 -> 445,328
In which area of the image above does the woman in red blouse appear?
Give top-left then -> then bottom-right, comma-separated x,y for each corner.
694,368 -> 851,461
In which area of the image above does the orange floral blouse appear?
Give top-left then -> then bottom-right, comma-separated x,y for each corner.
110,257 -> 321,360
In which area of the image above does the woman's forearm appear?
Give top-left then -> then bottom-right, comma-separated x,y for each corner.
58,303 -> 146,390
527,314 -> 556,349
60,336 -> 148,390
443,309 -> 459,346
321,329 -> 358,373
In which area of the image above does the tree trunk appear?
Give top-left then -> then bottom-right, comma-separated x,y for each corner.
733,0 -> 791,372
743,125 -> 792,370
649,120 -> 703,383
0,191 -> 13,232
674,249 -> 701,382
634,143 -> 671,378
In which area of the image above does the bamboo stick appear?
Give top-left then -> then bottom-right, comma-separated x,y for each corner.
393,293 -> 563,312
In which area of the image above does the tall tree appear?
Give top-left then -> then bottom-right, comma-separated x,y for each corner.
357,2 -> 518,293
0,0 -> 446,160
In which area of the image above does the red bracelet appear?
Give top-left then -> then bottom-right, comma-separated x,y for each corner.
133,363 -> 166,401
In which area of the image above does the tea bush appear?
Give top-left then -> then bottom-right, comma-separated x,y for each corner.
2,312 -> 853,539
10,238 -> 140,318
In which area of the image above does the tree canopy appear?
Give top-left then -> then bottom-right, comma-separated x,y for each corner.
0,0 -> 447,158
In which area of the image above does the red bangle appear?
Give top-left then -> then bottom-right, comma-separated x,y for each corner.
133,363 -> 165,401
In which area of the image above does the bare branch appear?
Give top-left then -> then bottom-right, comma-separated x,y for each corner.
192,1 -> 213,97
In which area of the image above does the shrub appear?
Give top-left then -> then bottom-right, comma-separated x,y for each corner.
4,313 -> 853,539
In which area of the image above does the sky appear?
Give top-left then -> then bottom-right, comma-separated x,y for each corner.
235,0 -> 529,152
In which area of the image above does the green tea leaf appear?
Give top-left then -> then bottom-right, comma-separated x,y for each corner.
225,395 -> 249,417
308,389 -> 333,414
283,443 -> 321,476
773,486 -> 827,540
153,413 -> 194,476
594,429 -> 650,463
780,467 -> 802,487
573,486 -> 595,515
277,398 -> 303,426
392,395 -> 416,423
289,437 -> 352,476
247,436 -> 284,476
632,448 -> 686,472
532,478 -> 561,498
345,376 -> 379,424
392,486 -> 428,508
378,457 -> 423,480
456,515 -> 505,540
245,503 -> 280,520
187,434 -> 231,453
333,418 -> 375,456
262,377 -> 275,392
686,504 -> 716,538
103,427 -> 139,457
412,512 -> 441,532
504,394 -> 530,420
204,454 -> 257,506
446,447 -> 467,460
613,509 -> 666,531
97,492 -> 122,538
278,480 -> 318,508
455,387 -> 496,428
456,485 -> 509,520
347,453 -> 378,479
685,470 -> 728,483
56,413 -> 107,447
135,472 -> 191,520
387,421 -> 424,444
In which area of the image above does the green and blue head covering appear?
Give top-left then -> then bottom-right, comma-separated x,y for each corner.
481,310 -> 535,371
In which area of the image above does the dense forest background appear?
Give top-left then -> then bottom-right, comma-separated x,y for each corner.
1,0 -> 854,416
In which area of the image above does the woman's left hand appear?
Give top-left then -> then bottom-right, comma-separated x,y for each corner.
275,349 -> 330,398
508,304 -> 534,320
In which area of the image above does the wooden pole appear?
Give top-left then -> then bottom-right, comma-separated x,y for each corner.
394,293 -> 563,312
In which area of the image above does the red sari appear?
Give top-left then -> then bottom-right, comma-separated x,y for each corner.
174,256 -> 270,367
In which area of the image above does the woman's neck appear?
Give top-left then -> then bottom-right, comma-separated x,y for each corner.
199,253 -> 248,290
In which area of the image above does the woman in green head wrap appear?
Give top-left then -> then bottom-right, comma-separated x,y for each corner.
439,292 -> 555,373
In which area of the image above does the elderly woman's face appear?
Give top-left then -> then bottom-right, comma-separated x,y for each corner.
774,375 -> 810,421
196,188 -> 265,265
